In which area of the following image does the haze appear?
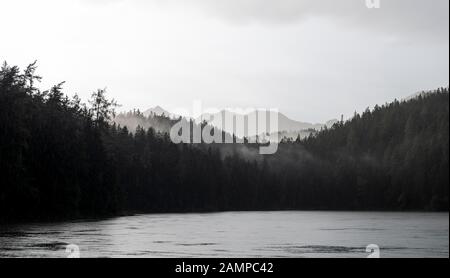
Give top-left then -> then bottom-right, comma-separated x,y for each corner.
1,0 -> 448,122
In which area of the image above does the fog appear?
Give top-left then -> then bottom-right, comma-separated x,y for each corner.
1,0 -> 448,122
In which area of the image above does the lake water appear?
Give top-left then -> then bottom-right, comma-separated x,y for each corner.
0,212 -> 448,258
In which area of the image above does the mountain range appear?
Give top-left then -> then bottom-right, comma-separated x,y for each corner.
141,106 -> 338,139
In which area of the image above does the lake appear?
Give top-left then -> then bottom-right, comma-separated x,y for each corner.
0,212 -> 448,258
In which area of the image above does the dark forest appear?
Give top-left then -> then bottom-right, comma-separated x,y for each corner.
0,63 -> 448,223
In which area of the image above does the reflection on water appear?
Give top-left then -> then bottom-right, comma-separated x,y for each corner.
0,212 -> 448,258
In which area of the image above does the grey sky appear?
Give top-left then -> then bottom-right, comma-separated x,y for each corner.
1,0 -> 448,122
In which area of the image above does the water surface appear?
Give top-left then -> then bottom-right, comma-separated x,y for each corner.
0,212 -> 448,258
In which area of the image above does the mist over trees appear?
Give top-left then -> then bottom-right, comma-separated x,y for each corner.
266,89 -> 449,211
0,63 -> 448,223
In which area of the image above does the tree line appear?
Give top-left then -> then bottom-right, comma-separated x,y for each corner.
0,63 -> 448,223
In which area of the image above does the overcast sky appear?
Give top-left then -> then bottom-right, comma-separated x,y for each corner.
1,0 -> 448,122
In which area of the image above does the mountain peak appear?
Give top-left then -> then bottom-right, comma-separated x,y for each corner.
144,106 -> 170,117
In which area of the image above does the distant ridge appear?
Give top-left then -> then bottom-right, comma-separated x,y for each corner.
143,106 -> 172,117
196,110 -> 338,138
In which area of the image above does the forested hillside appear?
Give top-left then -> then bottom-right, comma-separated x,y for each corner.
301,89 -> 449,210
267,89 -> 449,211
0,63 -> 448,223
